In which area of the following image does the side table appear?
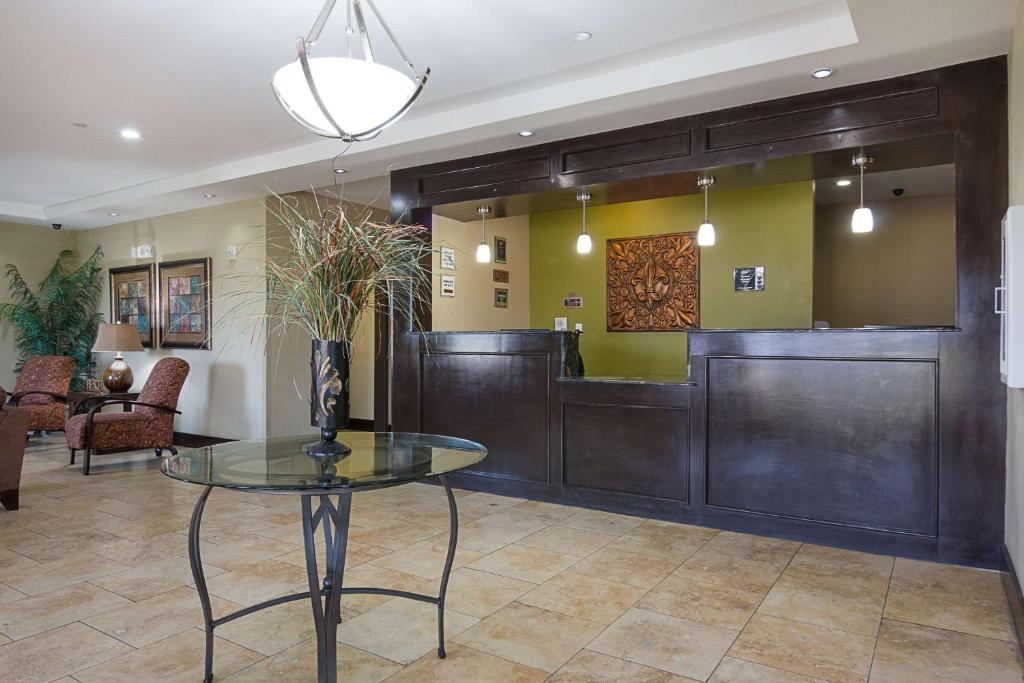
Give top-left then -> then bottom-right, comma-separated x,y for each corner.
68,391 -> 140,417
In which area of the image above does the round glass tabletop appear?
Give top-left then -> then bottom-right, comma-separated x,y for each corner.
160,432 -> 487,492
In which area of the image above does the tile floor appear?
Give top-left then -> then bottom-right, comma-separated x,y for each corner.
1,435 -> 1022,682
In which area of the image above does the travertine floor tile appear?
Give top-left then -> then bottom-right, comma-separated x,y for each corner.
214,599 -> 321,656
275,539 -> 389,570
84,585 -> 237,648
0,622 -> 131,683
728,613 -> 874,683
468,543 -> 578,584
518,524 -> 619,558
388,642 -> 549,682
222,637 -> 400,681
883,581 -> 1015,641
561,509 -> 645,535
673,548 -> 783,594
443,567 -> 536,618
0,547 -> 39,575
0,582 -> 131,640
710,656 -> 826,682
759,579 -> 884,637
89,554 -> 228,601
518,570 -> 646,624
369,539 -> 484,580
0,582 -> 24,605
889,557 -> 1006,601
195,534 -> 300,572
349,520 -> 444,550
73,627 -> 262,682
338,564 -> 437,613
782,545 -> 892,598
454,602 -> 604,673
204,559 -> 307,606
550,648 -> 697,682
1,551 -> 126,596
869,618 -> 1023,683
589,607 -> 738,680
637,574 -> 763,629
703,531 -> 801,567
572,546 -> 681,589
455,520 -> 534,553
338,597 -> 477,664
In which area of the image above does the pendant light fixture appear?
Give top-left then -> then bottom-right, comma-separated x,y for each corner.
576,191 -> 592,254
697,175 -> 716,246
476,206 -> 492,263
851,153 -> 874,233
272,0 -> 430,141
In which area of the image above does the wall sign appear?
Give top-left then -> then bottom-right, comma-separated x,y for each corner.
440,246 -> 456,270
733,266 -> 766,292
440,275 -> 455,297
494,236 -> 508,264
563,294 -> 583,309
494,288 -> 509,308
493,269 -> 509,283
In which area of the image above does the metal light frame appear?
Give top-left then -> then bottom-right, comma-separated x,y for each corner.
274,0 -> 431,142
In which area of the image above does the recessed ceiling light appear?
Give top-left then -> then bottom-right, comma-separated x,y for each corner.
835,179 -> 852,187
201,193 -> 216,198
573,31 -> 592,42
119,128 -> 141,140
811,67 -> 834,79
334,167 -> 348,174
71,122 -> 88,128
108,212 -> 120,217
518,130 -> 534,137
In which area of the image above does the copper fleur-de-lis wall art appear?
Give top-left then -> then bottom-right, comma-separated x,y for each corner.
606,232 -> 699,331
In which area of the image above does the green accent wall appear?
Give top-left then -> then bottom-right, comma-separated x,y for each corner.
529,181 -> 814,379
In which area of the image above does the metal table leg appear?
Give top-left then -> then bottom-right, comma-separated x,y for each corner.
187,486 -> 215,683
436,474 -> 458,658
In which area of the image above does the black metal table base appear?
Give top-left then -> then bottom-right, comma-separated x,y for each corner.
187,475 -> 459,683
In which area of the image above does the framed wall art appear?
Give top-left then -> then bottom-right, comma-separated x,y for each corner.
606,232 -> 699,331
109,264 -> 156,348
494,288 -> 509,308
440,274 -> 456,298
158,258 -> 212,349
494,236 -> 507,264
440,246 -> 456,270
492,268 -> 509,283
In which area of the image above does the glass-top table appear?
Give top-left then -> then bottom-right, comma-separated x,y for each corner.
161,432 -> 487,683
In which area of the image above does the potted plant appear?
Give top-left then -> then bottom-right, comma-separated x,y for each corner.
263,193 -> 429,455
0,247 -> 104,391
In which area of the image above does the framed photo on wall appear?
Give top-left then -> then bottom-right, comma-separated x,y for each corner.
494,288 -> 509,308
440,246 -> 456,270
158,258 -> 212,349
109,264 -> 155,348
494,236 -> 507,264
440,274 -> 456,297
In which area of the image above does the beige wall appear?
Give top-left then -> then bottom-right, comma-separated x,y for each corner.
432,214 -> 530,330
1008,0 -> 1024,588
814,195 -> 956,328
0,222 -> 77,390
77,200 -> 267,440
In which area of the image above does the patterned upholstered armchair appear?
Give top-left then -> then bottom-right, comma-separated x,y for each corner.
66,357 -> 189,475
7,356 -> 75,434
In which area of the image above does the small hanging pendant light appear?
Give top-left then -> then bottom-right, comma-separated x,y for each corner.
851,153 -> 874,233
576,191 -> 592,254
697,175 -> 716,246
476,206 -> 492,263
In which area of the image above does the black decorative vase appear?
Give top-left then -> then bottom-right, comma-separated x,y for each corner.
309,339 -> 351,458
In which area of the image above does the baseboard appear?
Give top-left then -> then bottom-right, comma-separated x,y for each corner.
1001,545 -> 1024,658
172,432 -> 235,448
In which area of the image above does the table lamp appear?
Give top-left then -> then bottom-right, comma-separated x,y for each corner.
92,322 -> 145,392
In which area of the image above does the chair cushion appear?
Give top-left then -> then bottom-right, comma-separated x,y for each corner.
66,412 -> 174,450
22,403 -> 66,431
13,356 -> 74,406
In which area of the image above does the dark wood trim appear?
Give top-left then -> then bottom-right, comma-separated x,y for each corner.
1002,545 -> 1024,658
346,418 -> 376,432
172,432 -> 234,448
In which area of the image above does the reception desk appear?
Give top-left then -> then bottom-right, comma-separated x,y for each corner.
391,327 -> 1000,567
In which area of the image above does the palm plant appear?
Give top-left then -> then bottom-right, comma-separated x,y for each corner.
0,246 -> 104,391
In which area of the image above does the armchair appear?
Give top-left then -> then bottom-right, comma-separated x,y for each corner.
0,405 -> 28,510
7,355 -> 74,433
66,357 -> 189,475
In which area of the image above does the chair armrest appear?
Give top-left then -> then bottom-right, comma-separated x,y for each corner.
85,399 -> 181,417
8,391 -> 69,407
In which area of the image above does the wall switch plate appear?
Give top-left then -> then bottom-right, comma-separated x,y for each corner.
575,323 -> 583,333
226,245 -> 238,261
554,317 -> 567,331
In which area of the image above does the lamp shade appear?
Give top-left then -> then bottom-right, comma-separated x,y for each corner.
272,58 -> 418,140
851,207 -> 874,233
697,222 -> 716,246
93,323 -> 144,353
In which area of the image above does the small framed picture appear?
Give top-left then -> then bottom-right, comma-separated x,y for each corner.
440,246 -> 456,270
440,275 -> 456,298
494,287 -> 509,308
158,257 -> 212,349
109,264 -> 156,348
494,236 -> 507,264
733,266 -> 766,292
493,269 -> 509,283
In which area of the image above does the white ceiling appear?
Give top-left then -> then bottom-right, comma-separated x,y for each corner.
0,0 -> 1016,229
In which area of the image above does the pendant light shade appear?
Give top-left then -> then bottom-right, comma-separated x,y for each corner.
697,175 -> 716,246
851,153 -> 874,234
272,0 -> 430,142
476,206 -> 492,263
576,191 -> 592,254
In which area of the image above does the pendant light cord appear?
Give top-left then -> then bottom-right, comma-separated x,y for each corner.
582,197 -> 588,235
704,183 -> 709,222
859,161 -> 865,208
480,210 -> 486,243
